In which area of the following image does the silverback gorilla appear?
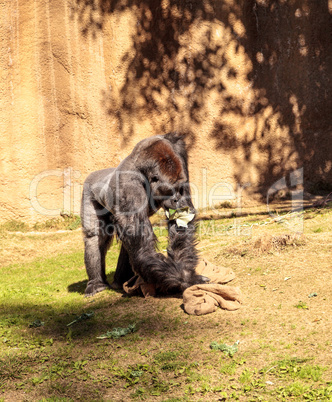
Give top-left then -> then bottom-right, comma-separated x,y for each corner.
81,133 -> 209,296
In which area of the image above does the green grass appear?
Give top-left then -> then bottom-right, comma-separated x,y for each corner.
0,207 -> 331,400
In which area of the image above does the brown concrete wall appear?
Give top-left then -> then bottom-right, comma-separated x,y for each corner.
0,0 -> 331,223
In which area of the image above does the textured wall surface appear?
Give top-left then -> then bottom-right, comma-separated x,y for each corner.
0,0 -> 331,222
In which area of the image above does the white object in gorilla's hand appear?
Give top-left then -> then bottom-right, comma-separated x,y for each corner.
165,207 -> 195,228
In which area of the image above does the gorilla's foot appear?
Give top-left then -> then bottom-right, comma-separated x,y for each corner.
109,281 -> 124,291
84,281 -> 110,297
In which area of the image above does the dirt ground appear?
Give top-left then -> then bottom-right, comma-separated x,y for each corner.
0,205 -> 331,401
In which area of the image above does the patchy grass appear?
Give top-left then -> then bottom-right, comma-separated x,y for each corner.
294,301 -> 309,310
32,214 -> 81,232
0,214 -> 81,234
226,233 -> 306,258
0,206 -> 331,401
0,220 -> 30,233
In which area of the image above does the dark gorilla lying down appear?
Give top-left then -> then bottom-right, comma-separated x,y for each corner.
81,133 -> 209,296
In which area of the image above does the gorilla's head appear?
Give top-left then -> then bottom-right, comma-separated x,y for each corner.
137,137 -> 193,213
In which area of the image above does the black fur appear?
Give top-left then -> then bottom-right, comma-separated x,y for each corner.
80,133 -> 209,296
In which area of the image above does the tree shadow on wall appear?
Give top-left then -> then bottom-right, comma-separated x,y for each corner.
71,0 -> 332,194
71,0 -> 227,144
226,0 -> 332,192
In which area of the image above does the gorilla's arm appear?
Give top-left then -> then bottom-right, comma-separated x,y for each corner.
167,219 -> 198,272
165,184 -> 208,285
114,204 -> 191,293
81,176 -> 114,296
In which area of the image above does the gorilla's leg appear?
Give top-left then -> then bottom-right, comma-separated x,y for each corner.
84,231 -> 113,296
81,185 -> 114,296
110,244 -> 134,290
